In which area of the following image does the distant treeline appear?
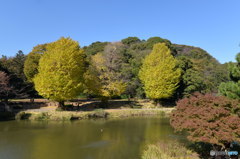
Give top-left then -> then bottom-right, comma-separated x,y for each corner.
0,36 -> 235,104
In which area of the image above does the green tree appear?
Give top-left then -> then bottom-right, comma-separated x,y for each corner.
24,44 -> 47,82
174,44 -> 229,93
83,41 -> 108,56
146,37 -> 178,56
120,39 -> 150,98
2,50 -> 26,80
219,53 -> 240,99
139,43 -> 181,104
0,53 -> 30,99
121,37 -> 141,45
176,56 -> 206,98
146,37 -> 171,49
33,37 -> 86,107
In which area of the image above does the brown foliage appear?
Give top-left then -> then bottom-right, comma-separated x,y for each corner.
170,93 -> 240,148
0,71 -> 28,101
0,71 -> 11,99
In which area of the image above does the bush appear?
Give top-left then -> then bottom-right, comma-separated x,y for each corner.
15,112 -> 31,120
120,94 -> 129,99
88,109 -> 109,118
31,112 -> 50,121
56,107 -> 64,112
50,112 -> 73,121
142,141 -> 199,159
170,93 -> 240,149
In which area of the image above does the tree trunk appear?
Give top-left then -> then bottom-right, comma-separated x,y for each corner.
127,95 -> 131,101
3,98 -> 8,103
3,102 -> 12,112
100,97 -> 109,108
58,101 -> 65,109
30,98 -> 34,103
153,99 -> 161,107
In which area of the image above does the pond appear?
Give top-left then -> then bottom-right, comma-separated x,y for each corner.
0,117 -> 187,159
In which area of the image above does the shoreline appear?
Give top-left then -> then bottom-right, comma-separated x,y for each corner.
15,108 -> 174,121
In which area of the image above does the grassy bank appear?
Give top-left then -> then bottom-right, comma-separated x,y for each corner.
15,108 -> 174,121
142,141 -> 199,159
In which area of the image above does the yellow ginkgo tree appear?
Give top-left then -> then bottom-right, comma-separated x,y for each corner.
33,37 -> 86,108
139,43 -> 181,104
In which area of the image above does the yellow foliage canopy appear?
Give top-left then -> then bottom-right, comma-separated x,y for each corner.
33,37 -> 86,102
139,43 -> 181,100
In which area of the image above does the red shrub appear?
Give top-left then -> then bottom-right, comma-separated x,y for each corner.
170,93 -> 240,148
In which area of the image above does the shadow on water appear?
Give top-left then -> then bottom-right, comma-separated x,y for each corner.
81,140 -> 111,149
0,101 -> 46,121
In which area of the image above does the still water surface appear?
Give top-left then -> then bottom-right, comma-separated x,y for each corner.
0,117 -> 186,159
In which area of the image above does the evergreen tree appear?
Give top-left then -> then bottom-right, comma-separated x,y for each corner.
219,53 -> 240,99
24,44 -> 47,82
4,50 -> 26,80
121,37 -> 141,45
83,41 -> 108,56
176,56 -> 206,98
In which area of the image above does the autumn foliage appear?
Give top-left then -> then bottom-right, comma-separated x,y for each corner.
170,93 -> 240,148
139,43 -> 181,101
0,71 -> 11,100
33,37 -> 86,105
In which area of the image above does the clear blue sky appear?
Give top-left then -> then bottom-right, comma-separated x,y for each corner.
0,0 -> 239,63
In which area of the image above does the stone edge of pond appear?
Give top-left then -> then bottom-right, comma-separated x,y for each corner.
15,108 -> 175,121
